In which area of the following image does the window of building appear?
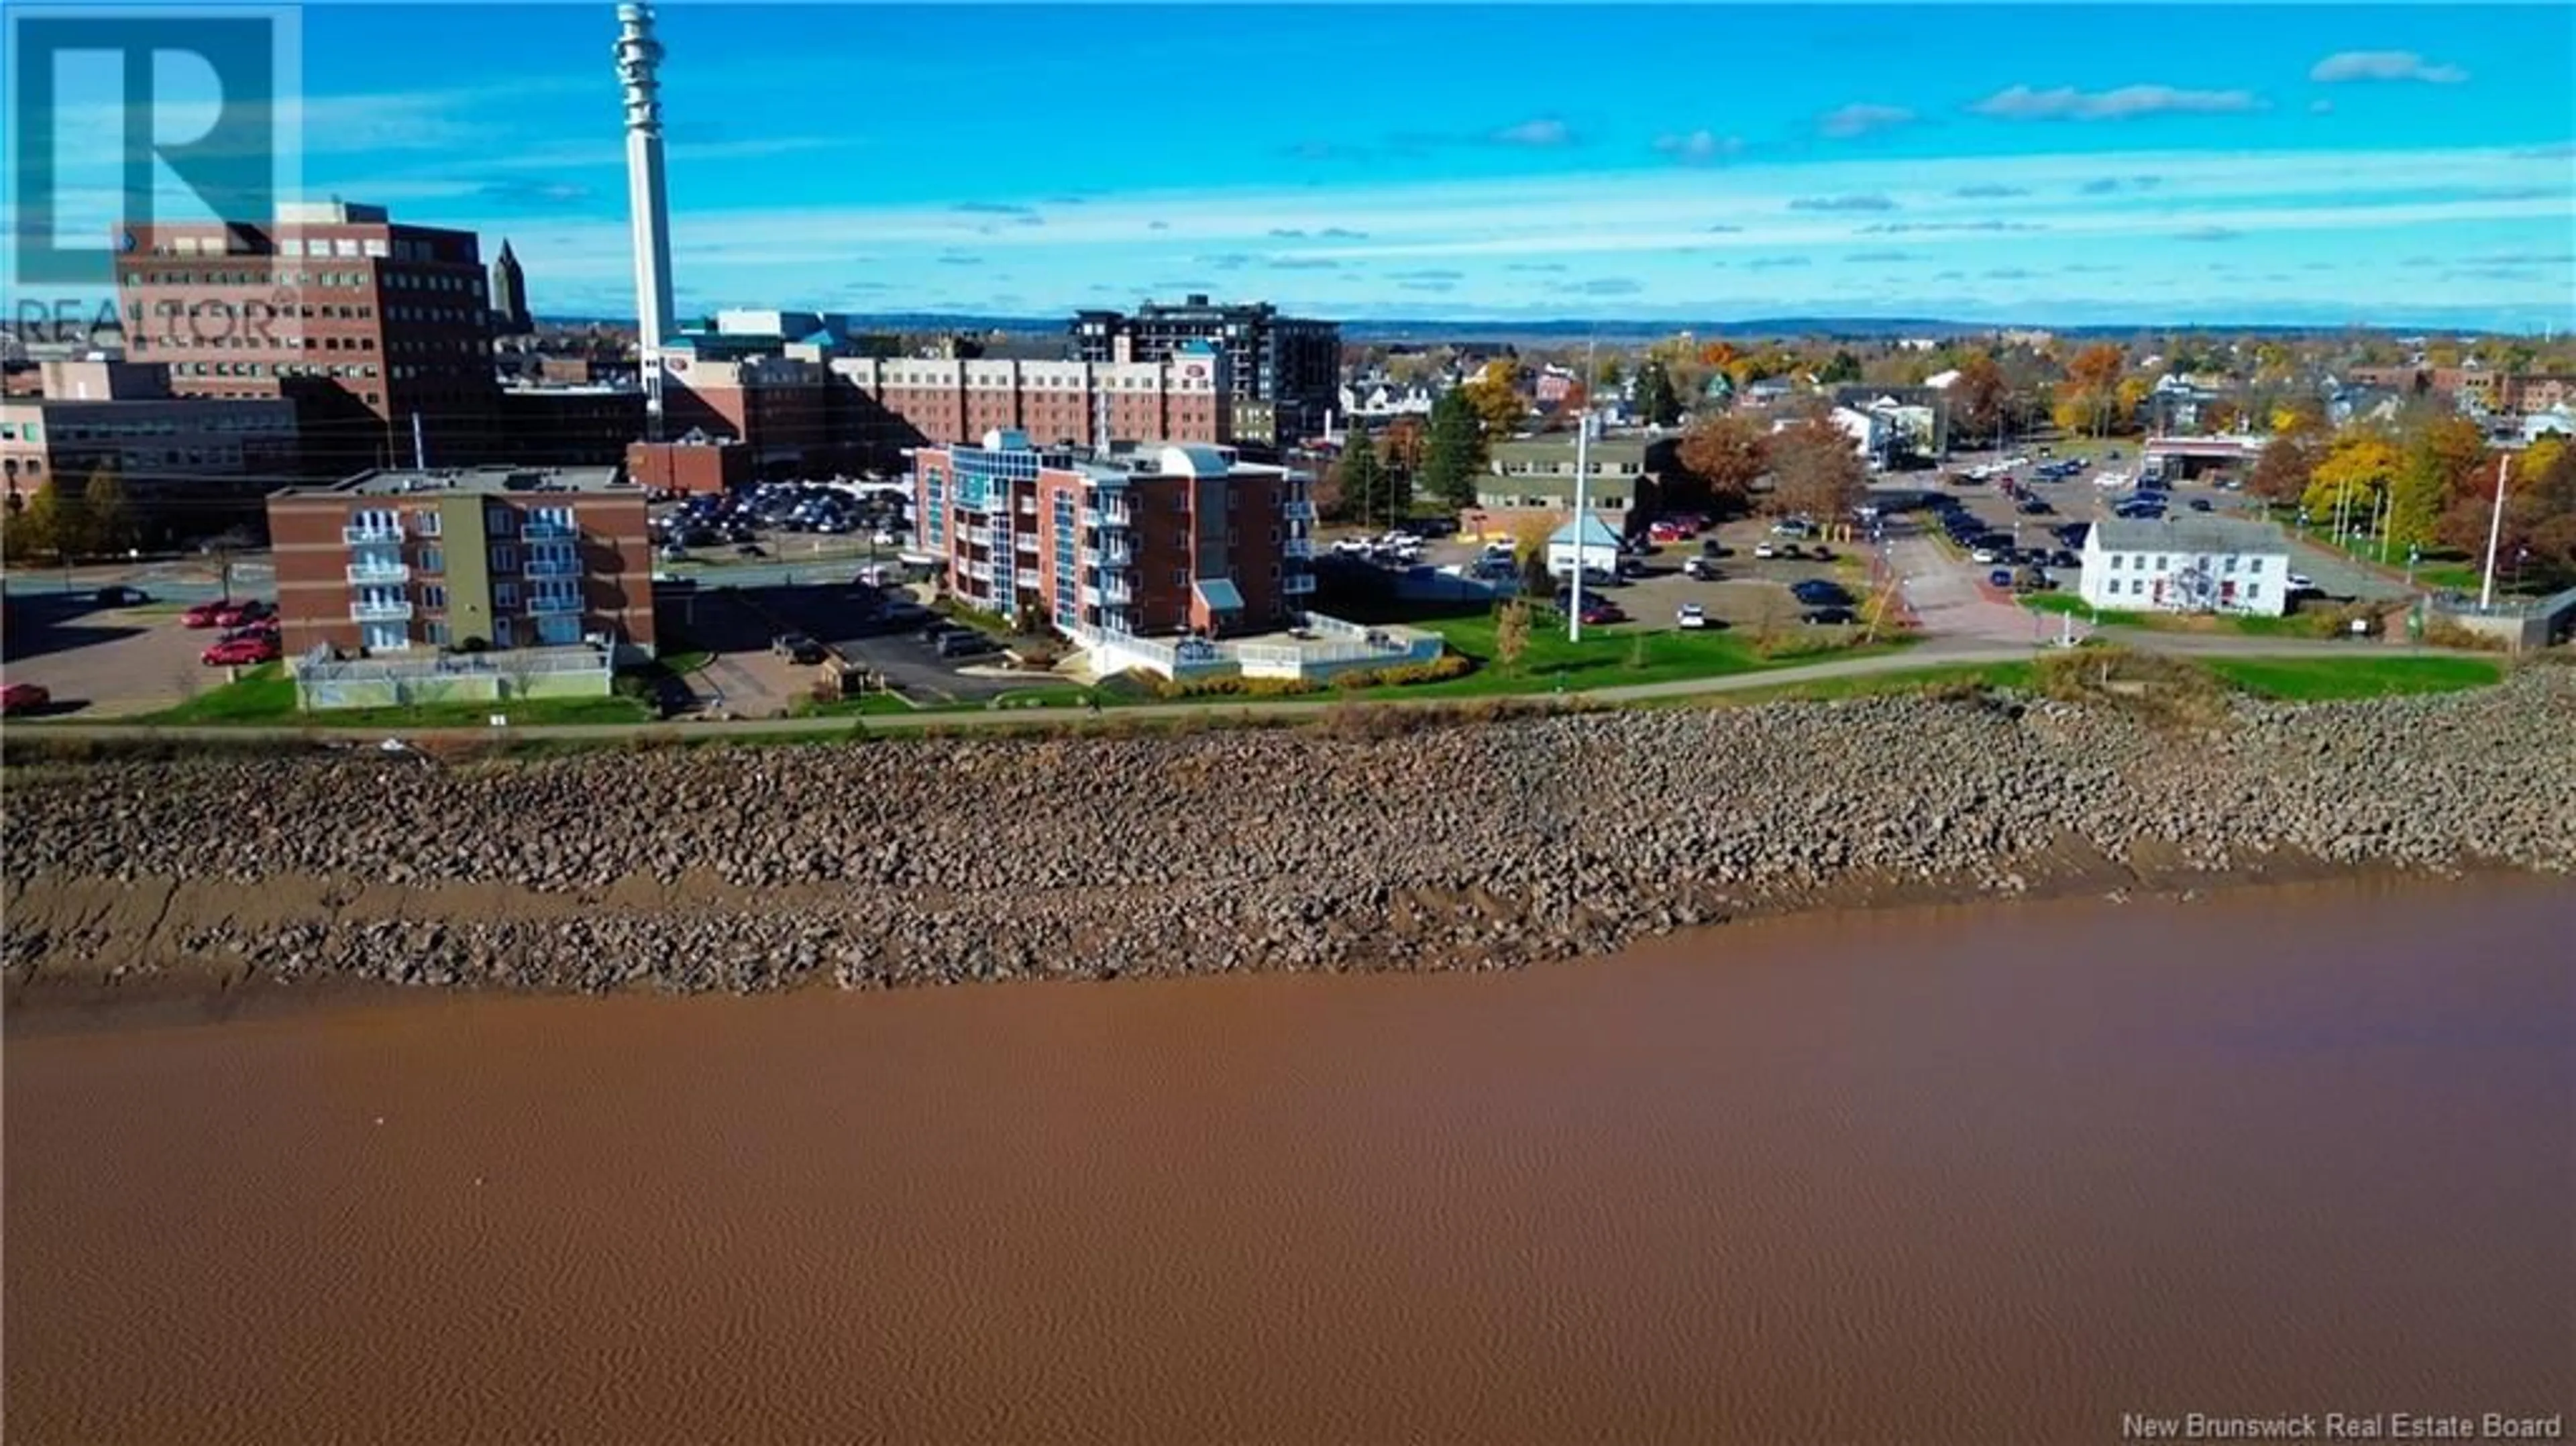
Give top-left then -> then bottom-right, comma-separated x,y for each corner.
494,582 -> 519,611
486,508 -> 515,537
422,583 -> 447,610
491,545 -> 517,572
425,620 -> 449,647
2155,555 -> 2169,571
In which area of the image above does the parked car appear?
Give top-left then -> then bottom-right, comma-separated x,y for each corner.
2288,573 -> 2318,592
1988,568 -> 2015,588
1971,547 -> 2001,565
771,632 -> 826,665
1575,598 -> 1625,626
1753,541 -> 1779,559
1676,602 -> 1710,630
1790,579 -> 1851,606
181,600 -> 231,628
935,630 -> 998,659
1,681 -> 51,716
95,585 -> 150,606
1804,606 -> 1859,625
201,634 -> 280,667
1682,556 -> 1718,581
2187,498 -> 2213,512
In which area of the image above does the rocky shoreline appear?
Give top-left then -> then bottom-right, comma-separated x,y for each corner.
7,668 -> 2575,1006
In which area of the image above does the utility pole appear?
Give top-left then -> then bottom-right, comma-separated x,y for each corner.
2477,452 -> 2509,610
1568,336 -> 1596,643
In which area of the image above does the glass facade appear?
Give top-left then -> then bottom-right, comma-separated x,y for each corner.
1053,493 -> 1079,630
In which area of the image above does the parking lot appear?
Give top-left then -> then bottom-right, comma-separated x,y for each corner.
1,592 -> 265,718
658,577 -> 1043,715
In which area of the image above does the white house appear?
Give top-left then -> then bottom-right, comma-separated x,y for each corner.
1546,514 -> 1623,581
2080,516 -> 2293,617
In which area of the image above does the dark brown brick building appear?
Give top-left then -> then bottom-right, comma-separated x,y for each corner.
266,463 -> 655,660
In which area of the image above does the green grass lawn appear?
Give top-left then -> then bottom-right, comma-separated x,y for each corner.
1341,613 -> 1907,700
140,663 -> 651,727
1683,661 -> 2039,706
2022,592 -> 2348,638
2198,655 -> 2507,700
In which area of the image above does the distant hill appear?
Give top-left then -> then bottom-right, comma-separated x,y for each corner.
529,311 -> 2553,342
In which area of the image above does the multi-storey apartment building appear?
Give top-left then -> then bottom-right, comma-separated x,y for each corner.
1071,296 -> 1340,445
834,350 -> 1232,456
266,464 -> 655,658
912,430 -> 1314,640
113,201 -> 498,471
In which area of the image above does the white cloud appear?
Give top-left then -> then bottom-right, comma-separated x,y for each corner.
1492,118 -> 1572,147
1654,130 -> 1742,164
1970,85 -> 2265,121
1819,104 -> 1915,139
2310,51 -> 2469,84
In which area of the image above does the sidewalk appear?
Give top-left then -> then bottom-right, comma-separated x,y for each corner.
7,636 -> 2482,747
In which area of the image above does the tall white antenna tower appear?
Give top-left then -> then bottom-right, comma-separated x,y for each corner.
615,3 -> 676,441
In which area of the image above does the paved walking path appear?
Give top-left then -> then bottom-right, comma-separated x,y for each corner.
5,634 -> 2487,746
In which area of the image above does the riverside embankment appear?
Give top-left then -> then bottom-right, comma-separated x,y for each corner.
6,667 -> 2575,1004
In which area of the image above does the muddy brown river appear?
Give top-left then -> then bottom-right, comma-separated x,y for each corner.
7,875 -> 2571,1444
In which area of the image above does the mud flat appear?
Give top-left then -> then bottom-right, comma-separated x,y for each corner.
6,669 -> 2575,1007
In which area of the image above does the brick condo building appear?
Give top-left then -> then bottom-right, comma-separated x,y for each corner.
113,201 -> 498,472
912,430 -> 1313,639
266,463 -> 655,659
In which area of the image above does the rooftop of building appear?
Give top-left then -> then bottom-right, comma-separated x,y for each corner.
928,431 -> 1285,482
284,464 -> 635,498
2088,515 -> 2289,555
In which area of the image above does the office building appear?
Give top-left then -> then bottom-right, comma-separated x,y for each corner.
911,429 -> 1314,640
266,463 -> 656,659
1,361 -> 298,543
113,201 -> 498,471
1071,296 -> 1340,445
833,351 -> 1231,457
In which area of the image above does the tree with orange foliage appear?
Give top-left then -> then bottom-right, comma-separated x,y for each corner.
2053,342 -> 2127,437
1676,413 -> 1769,510
1765,416 -> 1866,520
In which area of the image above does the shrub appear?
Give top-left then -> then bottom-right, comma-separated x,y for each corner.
1152,674 -> 1322,700
2421,617 -> 2510,652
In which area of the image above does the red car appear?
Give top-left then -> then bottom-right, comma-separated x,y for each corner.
185,598 -> 270,629
1,681 -> 50,716
201,634 -> 281,667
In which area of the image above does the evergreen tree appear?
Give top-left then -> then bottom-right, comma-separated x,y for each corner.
1419,390 -> 1486,510
1636,362 -> 1684,427
1336,438 -> 1387,524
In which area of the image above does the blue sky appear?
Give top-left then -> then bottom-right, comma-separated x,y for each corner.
20,4 -> 2576,329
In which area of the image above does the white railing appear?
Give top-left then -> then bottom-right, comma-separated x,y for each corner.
1098,541 -> 1134,565
346,563 -> 410,584
526,555 -> 582,577
966,561 -> 995,582
1079,584 -> 1103,608
350,600 -> 413,622
530,594 -> 582,614
1282,539 -> 1313,559
521,520 -> 577,541
343,524 -> 402,545
1016,535 -> 1040,554
1281,502 -> 1316,522
1101,575 -> 1133,604
1283,571 -> 1316,595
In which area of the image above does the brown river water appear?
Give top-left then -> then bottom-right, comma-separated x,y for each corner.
7,875 -> 2573,1445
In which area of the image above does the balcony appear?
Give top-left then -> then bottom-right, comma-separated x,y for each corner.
350,598 -> 413,622
530,594 -> 582,615
1282,538 -> 1313,560
526,555 -> 582,577
1015,535 -> 1040,555
1083,505 -> 1134,531
521,520 -> 576,542
345,561 -> 411,584
1079,583 -> 1103,608
1281,501 -> 1316,522
343,523 -> 402,545
1097,540 -> 1134,567
1099,575 -> 1134,604
1016,498 -> 1038,516
1283,572 -> 1317,596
